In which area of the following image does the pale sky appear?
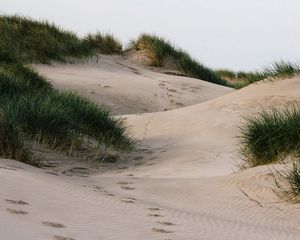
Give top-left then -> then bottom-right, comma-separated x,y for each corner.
1,0 -> 300,71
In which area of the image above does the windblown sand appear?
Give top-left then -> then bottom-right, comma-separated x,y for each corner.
1,56 -> 300,239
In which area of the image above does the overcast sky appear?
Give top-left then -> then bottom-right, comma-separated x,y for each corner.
1,0 -> 300,71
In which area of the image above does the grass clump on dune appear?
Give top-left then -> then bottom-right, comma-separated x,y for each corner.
240,107 -> 300,167
83,33 -> 123,55
0,61 -> 132,165
130,34 -> 228,86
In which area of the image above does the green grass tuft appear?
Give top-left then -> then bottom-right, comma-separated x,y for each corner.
83,33 -> 123,55
0,59 -> 132,164
130,34 -> 228,86
0,15 -> 92,64
240,107 -> 300,167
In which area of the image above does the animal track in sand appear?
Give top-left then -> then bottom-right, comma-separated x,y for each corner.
54,235 -> 75,240
152,228 -> 174,234
42,221 -> 65,228
6,208 -> 28,215
5,199 -> 29,205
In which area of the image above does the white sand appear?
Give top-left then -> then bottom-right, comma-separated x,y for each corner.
2,56 -> 300,239
33,55 -> 233,114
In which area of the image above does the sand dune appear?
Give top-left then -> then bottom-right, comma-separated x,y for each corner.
2,59 -> 300,240
33,55 -> 233,114
123,76 -> 300,178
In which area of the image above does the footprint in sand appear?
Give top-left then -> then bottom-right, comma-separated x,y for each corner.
6,208 -> 28,215
54,235 -> 75,240
121,186 -> 135,190
121,199 -> 135,204
167,88 -> 177,93
152,228 -> 174,234
92,186 -> 104,191
148,214 -> 163,218
148,207 -> 160,211
5,199 -> 29,205
117,181 -> 132,185
42,221 -> 65,228
158,221 -> 176,226
104,193 -> 115,197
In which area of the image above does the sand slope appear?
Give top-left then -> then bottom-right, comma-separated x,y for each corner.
33,55 -> 233,114
123,77 -> 300,178
2,62 -> 300,240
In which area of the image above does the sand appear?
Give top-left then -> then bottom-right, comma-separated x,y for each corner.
1,56 -> 300,239
33,55 -> 233,114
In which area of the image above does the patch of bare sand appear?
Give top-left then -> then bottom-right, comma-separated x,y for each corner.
33,54 -> 233,115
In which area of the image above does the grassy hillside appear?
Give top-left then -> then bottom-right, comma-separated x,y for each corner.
0,15 -> 131,165
130,34 -> 229,86
0,15 -> 123,64
0,62 -> 133,165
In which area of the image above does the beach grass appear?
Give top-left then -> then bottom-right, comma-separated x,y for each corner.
219,61 -> 300,89
0,15 -> 132,164
130,34 -> 228,86
83,33 -> 123,55
239,107 -> 300,167
0,15 -> 123,64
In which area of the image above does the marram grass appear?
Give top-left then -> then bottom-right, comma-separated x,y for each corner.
0,15 -> 123,65
130,34 -> 228,86
219,61 -> 300,89
0,52 -> 132,165
239,107 -> 300,167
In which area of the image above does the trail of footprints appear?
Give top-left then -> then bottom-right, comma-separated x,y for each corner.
3,173 -> 175,239
4,198 -> 74,239
117,179 -> 176,237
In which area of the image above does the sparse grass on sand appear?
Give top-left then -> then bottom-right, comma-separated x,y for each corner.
271,161 -> 300,202
239,107 -> 300,167
218,61 -> 300,89
130,34 -> 228,86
